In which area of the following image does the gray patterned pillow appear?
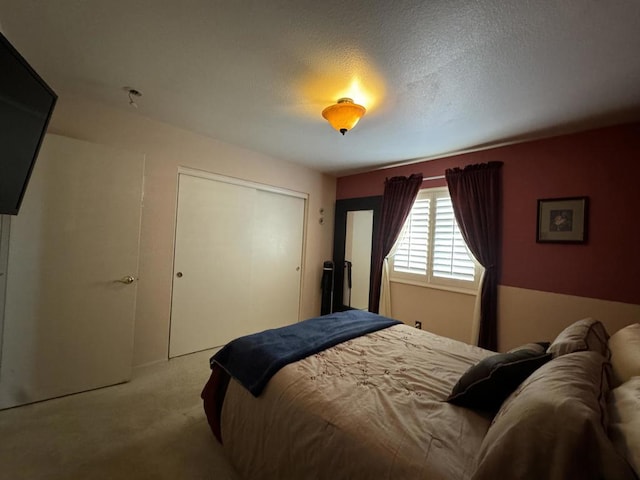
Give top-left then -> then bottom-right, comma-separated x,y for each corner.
508,342 -> 550,354
447,349 -> 551,413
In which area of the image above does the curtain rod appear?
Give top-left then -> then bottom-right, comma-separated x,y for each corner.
422,175 -> 445,182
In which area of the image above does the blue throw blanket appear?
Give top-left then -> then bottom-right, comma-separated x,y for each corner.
211,310 -> 400,396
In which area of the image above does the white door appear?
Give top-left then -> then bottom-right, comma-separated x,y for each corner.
169,172 -> 305,357
0,134 -> 144,409
249,189 -> 305,332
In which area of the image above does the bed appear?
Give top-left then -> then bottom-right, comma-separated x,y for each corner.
202,311 -> 639,480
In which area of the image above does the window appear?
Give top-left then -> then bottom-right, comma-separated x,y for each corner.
390,187 -> 480,292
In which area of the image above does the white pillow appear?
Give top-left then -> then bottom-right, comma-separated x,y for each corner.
609,323 -> 640,385
547,317 -> 610,358
608,377 -> 640,476
474,352 -> 636,480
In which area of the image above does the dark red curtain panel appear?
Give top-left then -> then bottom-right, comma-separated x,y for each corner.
445,162 -> 503,351
370,174 -> 423,313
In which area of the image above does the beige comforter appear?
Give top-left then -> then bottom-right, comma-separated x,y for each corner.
220,324 -> 494,480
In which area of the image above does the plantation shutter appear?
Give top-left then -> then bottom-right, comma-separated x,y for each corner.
390,187 -> 478,290
393,197 -> 429,275
432,195 -> 476,281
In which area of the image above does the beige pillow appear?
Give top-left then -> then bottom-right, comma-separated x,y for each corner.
608,323 -> 640,385
547,317 -> 610,358
609,377 -> 640,477
472,351 -> 636,480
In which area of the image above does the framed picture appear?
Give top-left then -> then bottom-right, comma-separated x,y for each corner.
536,196 -> 589,243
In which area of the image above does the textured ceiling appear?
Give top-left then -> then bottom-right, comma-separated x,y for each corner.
1,0 -> 640,175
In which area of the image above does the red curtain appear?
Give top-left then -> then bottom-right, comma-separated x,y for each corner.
445,162 -> 503,350
370,174 -> 423,313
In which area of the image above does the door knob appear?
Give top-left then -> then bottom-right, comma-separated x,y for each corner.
116,275 -> 136,284
176,272 -> 183,278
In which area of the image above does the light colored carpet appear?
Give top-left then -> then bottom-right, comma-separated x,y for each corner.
0,349 -> 241,480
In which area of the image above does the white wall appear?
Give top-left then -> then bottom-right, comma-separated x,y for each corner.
48,95 -> 336,367
389,282 -> 639,351
390,282 -> 476,343
498,286 -> 640,351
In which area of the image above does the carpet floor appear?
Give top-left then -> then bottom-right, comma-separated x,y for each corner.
0,349 -> 241,480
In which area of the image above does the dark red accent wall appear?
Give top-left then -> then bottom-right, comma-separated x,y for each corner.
337,123 -> 640,305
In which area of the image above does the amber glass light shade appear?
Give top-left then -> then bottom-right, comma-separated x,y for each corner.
322,98 -> 366,135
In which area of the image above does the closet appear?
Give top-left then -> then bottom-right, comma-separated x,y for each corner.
169,170 -> 306,357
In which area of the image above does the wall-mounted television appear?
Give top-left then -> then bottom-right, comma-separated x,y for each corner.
0,31 -> 57,215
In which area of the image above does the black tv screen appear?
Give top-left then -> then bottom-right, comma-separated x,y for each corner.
0,32 -> 57,215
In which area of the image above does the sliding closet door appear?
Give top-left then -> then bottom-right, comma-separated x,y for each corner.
169,172 -> 305,357
249,189 -> 305,332
170,174 -> 252,357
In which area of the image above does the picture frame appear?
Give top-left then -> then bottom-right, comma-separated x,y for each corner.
536,196 -> 589,243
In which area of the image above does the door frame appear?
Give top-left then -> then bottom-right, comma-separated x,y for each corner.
333,196 -> 383,312
0,215 -> 10,378
169,167 -> 309,355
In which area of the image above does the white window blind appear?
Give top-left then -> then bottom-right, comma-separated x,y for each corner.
390,188 -> 479,291
432,196 -> 476,282
393,197 -> 429,275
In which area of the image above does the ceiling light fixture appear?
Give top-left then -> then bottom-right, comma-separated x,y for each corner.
322,97 -> 366,135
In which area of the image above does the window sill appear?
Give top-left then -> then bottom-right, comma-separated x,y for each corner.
390,278 -> 479,296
